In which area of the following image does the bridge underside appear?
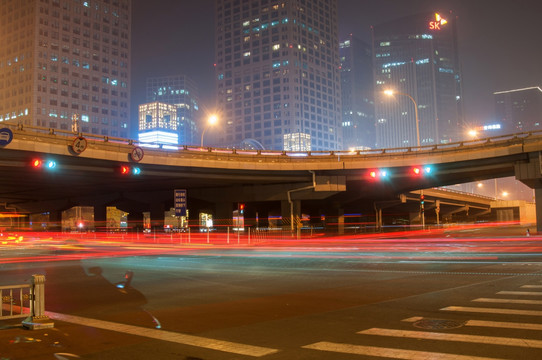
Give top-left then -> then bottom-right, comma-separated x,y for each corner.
0,147 -> 529,213
2,126 -> 542,232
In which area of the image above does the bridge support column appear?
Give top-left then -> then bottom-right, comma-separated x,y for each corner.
49,211 -> 62,231
127,211 -> 143,233
375,207 -> 382,232
150,203 -> 165,231
534,189 -> 542,233
215,202 -> 234,229
336,207 -> 344,235
94,206 -> 107,232
515,153 -> 542,232
281,200 -> 300,234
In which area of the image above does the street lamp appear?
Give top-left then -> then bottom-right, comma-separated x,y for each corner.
385,89 -> 424,229
384,89 -> 420,147
201,114 -> 218,147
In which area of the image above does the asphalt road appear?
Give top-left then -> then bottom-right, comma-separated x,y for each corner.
2,234 -> 542,359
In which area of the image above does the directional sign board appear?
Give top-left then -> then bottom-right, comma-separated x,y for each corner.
174,189 -> 187,217
0,128 -> 13,146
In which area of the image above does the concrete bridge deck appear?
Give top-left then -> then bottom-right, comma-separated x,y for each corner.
1,123 -> 542,230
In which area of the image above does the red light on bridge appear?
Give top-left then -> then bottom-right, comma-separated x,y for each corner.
120,165 -> 130,175
32,159 -> 42,168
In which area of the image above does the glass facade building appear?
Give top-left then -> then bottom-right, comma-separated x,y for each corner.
372,11 -> 463,149
494,87 -> 542,135
339,34 -> 374,150
0,0 -> 131,138
214,0 -> 342,151
146,75 -> 200,145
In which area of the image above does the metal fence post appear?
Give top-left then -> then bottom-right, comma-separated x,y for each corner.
22,274 -> 54,330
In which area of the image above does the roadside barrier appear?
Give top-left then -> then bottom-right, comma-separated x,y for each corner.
0,274 -> 54,329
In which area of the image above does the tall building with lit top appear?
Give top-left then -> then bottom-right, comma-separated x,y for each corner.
494,86 -> 542,135
146,75 -> 200,145
138,102 -> 178,145
372,12 -> 463,148
0,0 -> 131,138
214,0 -> 342,151
339,34 -> 374,149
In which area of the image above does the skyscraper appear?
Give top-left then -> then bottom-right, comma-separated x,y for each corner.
494,86 -> 542,135
146,75 -> 200,145
372,11 -> 463,148
0,0 -> 132,138
339,34 -> 374,149
214,0 -> 342,151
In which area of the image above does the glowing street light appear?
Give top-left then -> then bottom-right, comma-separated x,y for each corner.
468,129 -> 478,138
385,89 -> 424,228
384,89 -> 420,147
201,114 -> 218,147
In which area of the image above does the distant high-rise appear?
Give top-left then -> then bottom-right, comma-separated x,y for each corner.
0,0 -> 132,138
146,75 -> 200,145
494,86 -> 542,135
372,12 -> 463,148
339,34 -> 374,149
214,0 -> 342,151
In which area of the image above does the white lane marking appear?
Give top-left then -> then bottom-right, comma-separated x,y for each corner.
521,285 -> 542,289
403,316 -> 542,331
473,297 -> 542,305
359,327 -> 542,348
466,320 -> 542,331
498,290 -> 542,296
46,312 -> 278,357
302,341 -> 505,360
441,306 -> 542,316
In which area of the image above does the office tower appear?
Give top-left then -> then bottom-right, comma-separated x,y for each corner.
0,0 -> 131,138
214,0 -> 342,151
372,11 -> 463,148
494,86 -> 542,135
146,75 -> 200,145
339,34 -> 374,149
138,101 -> 178,144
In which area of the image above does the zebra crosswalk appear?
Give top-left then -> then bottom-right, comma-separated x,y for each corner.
302,280 -> 542,359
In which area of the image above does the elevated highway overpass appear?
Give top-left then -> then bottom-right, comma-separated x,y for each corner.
1,123 -> 542,231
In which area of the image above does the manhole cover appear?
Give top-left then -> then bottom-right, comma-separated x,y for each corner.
413,318 -> 465,330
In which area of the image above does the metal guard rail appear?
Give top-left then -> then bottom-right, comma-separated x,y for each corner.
0,283 -> 31,320
0,274 -> 54,329
2,122 -> 542,159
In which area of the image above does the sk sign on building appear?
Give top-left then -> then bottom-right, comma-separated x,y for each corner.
429,13 -> 448,30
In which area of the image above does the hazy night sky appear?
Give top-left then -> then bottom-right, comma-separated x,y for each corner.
131,0 -> 542,134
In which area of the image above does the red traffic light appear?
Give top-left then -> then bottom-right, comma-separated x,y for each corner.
120,165 -> 141,175
32,159 -> 42,168
31,158 -> 56,169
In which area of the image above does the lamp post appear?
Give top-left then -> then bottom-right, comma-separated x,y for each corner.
384,89 -> 424,229
384,89 -> 420,147
201,114 -> 218,147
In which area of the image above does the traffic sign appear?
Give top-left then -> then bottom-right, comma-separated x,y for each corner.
71,136 -> 88,154
131,146 -> 144,162
174,189 -> 187,217
0,128 -> 13,146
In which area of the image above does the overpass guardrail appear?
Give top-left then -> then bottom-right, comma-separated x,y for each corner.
3,122 -> 542,160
